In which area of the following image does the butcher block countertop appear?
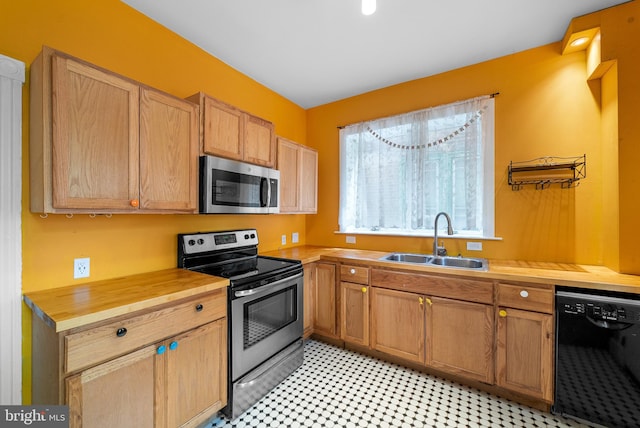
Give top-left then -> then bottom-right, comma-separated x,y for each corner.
262,246 -> 640,294
23,268 -> 229,332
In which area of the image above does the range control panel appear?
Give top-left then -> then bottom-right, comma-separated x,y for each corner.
180,229 -> 258,255
559,298 -> 640,323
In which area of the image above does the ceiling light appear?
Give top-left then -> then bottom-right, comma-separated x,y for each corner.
362,0 -> 376,15
570,37 -> 590,47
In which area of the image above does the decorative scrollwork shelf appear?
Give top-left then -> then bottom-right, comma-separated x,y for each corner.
508,154 -> 586,191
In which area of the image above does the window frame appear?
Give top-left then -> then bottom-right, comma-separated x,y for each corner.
338,96 -> 495,239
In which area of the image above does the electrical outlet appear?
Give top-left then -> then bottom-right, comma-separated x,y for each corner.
74,257 -> 90,279
281,234 -> 287,245
346,236 -> 356,244
292,232 -> 299,243
466,242 -> 483,251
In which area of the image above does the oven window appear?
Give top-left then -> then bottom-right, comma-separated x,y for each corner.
243,286 -> 297,349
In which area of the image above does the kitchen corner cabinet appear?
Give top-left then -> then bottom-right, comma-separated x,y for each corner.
29,46 -> 198,214
370,287 -> 425,364
276,137 -> 318,214
425,297 -> 494,383
339,265 -> 370,347
187,92 -> 276,167
30,289 -> 227,428
496,282 -> 554,402
313,262 -> 339,339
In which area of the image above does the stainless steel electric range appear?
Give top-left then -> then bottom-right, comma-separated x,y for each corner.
177,229 -> 304,420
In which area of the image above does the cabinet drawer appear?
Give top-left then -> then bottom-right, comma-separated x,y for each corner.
65,289 -> 226,373
497,283 -> 553,313
340,265 -> 370,285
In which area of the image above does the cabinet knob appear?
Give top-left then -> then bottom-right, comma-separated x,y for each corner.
157,345 -> 166,355
425,297 -> 433,306
169,341 -> 178,351
520,290 -> 529,298
116,327 -> 127,337
350,269 -> 356,274
499,309 -> 508,318
195,303 -> 204,312
130,199 -> 139,207
361,287 -> 367,293
419,297 -> 424,306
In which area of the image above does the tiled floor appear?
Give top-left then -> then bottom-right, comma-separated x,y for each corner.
206,340 -> 590,428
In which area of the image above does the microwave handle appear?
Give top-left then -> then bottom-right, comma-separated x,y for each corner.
260,177 -> 270,207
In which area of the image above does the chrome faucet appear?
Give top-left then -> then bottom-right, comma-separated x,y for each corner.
433,212 -> 454,257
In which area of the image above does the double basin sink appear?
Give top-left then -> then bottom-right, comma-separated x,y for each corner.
381,253 -> 488,271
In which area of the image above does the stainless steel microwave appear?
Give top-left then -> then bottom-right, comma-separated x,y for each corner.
199,155 -> 280,214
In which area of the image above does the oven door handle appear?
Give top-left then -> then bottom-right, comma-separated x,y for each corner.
234,272 -> 302,298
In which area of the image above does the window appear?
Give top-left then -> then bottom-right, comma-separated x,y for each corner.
339,96 -> 494,237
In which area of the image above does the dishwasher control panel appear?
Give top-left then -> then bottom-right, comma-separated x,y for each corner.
557,291 -> 640,323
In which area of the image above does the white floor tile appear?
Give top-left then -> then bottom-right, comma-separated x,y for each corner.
205,340 -> 591,428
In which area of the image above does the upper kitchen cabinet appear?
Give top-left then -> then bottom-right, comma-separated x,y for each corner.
276,137 -> 318,214
29,47 -> 198,214
187,92 -> 276,168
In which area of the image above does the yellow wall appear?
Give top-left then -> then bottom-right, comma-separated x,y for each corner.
307,43 -> 604,263
0,0 -> 308,402
601,63 -> 619,271
562,0 -> 640,274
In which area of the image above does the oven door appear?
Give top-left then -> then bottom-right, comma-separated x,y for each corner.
230,272 -> 303,380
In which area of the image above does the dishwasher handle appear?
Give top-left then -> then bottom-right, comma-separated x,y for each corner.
585,316 -> 633,331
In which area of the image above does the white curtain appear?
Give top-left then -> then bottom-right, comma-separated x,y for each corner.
339,96 -> 494,236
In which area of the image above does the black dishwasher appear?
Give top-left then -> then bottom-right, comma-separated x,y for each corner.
554,287 -> 640,428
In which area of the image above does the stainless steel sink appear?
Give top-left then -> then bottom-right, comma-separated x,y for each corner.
429,256 -> 488,271
380,253 -> 488,271
382,253 -> 433,264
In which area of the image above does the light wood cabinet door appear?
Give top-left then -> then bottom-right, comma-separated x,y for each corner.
51,54 -> 140,211
192,92 -> 275,167
496,307 -> 553,402
139,87 -> 198,212
298,146 -> 318,213
244,114 -> 276,167
370,287 -> 425,364
277,138 -> 300,212
425,297 -> 494,383
66,345 -> 158,428
201,95 -> 244,161
314,262 -> 338,338
276,137 -> 318,214
303,263 -> 316,338
340,282 -> 369,347
163,320 -> 227,428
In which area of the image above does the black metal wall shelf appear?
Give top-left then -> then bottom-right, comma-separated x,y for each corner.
508,154 -> 586,190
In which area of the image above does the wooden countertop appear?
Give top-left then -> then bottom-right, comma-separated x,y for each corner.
262,246 -> 640,294
23,268 -> 229,332
25,247 -> 640,333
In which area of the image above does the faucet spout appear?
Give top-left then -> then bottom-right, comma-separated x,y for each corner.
433,212 -> 454,257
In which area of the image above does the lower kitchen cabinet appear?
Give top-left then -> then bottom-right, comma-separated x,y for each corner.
340,281 -> 369,346
370,287 -> 425,364
30,288 -> 227,428
66,320 -> 226,428
313,262 -> 338,339
425,297 -> 494,383
496,307 -> 554,402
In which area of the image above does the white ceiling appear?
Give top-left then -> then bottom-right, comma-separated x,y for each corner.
122,0 -> 628,109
